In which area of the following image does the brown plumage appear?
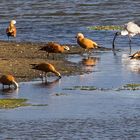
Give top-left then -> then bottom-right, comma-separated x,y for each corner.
129,51 -> 140,59
6,20 -> 16,40
39,42 -> 70,59
31,62 -> 61,81
76,33 -> 99,52
0,75 -> 18,89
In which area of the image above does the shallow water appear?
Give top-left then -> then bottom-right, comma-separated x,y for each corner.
0,49 -> 140,139
0,0 -> 140,44
1,0 -> 140,139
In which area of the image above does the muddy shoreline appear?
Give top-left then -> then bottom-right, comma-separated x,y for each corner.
0,40 -> 111,82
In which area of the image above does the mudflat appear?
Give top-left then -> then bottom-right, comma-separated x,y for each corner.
0,41 -> 89,82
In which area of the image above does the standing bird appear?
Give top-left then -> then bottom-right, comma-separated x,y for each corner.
0,75 -> 18,89
39,42 -> 70,59
31,62 -> 61,82
129,51 -> 140,59
76,33 -> 99,53
6,20 -> 16,40
112,21 -> 140,50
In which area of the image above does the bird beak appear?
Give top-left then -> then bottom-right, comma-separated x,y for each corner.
112,32 -> 119,50
58,75 -> 62,79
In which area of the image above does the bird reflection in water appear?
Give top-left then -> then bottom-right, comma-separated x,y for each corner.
34,77 -> 61,89
82,57 -> 99,66
122,53 -> 140,73
0,88 -> 19,98
80,56 -> 99,72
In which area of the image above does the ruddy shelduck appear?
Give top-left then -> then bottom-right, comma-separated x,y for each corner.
0,74 -> 18,89
129,51 -> 140,59
39,42 -> 70,59
31,62 -> 61,81
76,33 -> 99,52
6,20 -> 16,40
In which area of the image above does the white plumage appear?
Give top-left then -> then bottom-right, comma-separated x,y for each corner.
112,21 -> 140,49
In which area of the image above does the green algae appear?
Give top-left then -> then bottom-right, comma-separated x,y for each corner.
87,25 -> 124,31
0,98 -> 30,109
64,86 -> 97,91
123,83 -> 140,90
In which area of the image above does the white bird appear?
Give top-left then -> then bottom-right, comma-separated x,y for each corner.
112,21 -> 140,50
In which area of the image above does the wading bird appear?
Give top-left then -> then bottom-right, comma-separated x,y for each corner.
39,42 -> 70,59
76,33 -> 99,54
112,21 -> 140,50
129,51 -> 140,59
6,20 -> 16,40
0,75 -> 18,89
31,62 -> 61,82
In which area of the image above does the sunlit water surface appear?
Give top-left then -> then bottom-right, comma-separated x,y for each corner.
0,0 -> 140,139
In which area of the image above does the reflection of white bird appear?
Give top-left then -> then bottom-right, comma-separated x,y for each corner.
112,21 -> 140,49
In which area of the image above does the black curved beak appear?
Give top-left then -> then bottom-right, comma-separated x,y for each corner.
112,32 -> 120,50
58,75 -> 62,79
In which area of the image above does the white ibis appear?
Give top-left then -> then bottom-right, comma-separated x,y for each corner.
112,21 -> 140,50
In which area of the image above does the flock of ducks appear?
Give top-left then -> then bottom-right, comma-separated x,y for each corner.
0,20 -> 140,90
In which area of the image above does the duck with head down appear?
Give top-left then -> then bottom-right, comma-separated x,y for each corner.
129,51 -> 140,59
6,20 -> 16,40
31,62 -> 61,82
0,74 -> 18,89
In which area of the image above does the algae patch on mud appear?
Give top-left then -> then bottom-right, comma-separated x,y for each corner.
123,83 -> 140,90
64,86 -> 97,91
0,98 -> 30,109
88,25 -> 123,30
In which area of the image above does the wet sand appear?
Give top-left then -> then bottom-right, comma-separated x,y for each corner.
0,41 -> 97,82
0,41 -> 111,82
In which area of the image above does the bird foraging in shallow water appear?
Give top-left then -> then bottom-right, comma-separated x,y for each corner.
76,33 -> 99,53
31,62 -> 61,82
39,42 -> 70,59
129,51 -> 140,59
6,20 -> 16,40
0,75 -> 18,89
112,21 -> 140,50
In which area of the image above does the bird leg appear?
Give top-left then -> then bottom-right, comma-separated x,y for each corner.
40,72 -> 44,82
128,36 -> 132,54
45,73 -> 47,83
128,35 -> 132,44
8,84 -> 11,89
47,52 -> 49,58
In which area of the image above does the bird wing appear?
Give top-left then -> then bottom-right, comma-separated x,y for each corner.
82,38 -> 98,48
126,22 -> 140,34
